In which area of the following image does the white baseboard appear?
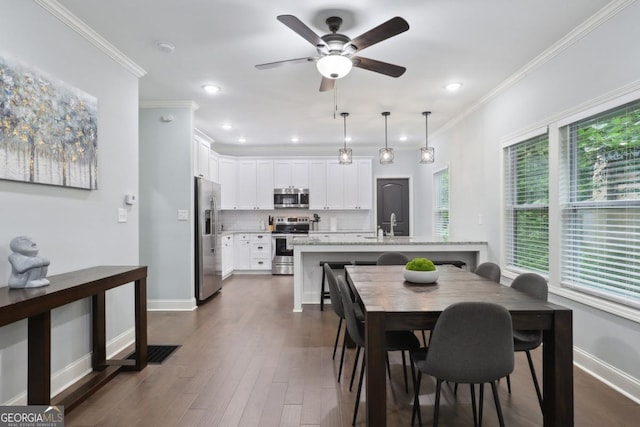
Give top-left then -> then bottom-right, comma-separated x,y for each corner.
574,346 -> 640,404
147,298 -> 197,311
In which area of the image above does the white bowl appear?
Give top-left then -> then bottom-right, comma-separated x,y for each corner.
403,268 -> 439,284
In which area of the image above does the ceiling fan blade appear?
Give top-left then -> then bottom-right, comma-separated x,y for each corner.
319,77 -> 335,92
347,17 -> 409,52
352,56 -> 406,77
255,57 -> 317,70
277,15 -> 328,50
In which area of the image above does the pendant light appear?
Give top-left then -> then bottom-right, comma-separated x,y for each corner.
420,111 -> 434,164
379,111 -> 394,164
338,112 -> 352,164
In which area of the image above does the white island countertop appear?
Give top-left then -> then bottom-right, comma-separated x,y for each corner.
291,236 -> 488,312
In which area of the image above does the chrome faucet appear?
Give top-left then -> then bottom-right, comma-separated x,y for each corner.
389,212 -> 397,237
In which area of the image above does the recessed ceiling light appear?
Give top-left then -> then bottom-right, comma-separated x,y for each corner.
238,137 -> 246,143
399,135 -> 408,142
445,82 -> 463,92
221,123 -> 232,130
345,137 -> 352,142
156,41 -> 175,53
202,84 -> 221,94
291,137 -> 299,143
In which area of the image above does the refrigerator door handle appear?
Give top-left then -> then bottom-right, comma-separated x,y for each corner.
211,196 -> 217,253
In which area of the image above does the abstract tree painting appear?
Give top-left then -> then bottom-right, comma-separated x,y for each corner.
0,56 -> 98,189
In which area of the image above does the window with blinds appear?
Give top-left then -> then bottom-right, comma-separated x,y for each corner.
434,168 -> 449,240
560,99 -> 640,307
503,133 -> 549,273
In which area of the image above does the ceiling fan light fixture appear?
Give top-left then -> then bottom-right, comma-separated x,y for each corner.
317,55 -> 353,79
379,112 -> 394,164
339,112 -> 352,164
420,111 -> 435,164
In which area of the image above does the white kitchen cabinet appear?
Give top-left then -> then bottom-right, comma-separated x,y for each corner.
194,136 -> 210,179
325,160 -> 345,209
221,234 -> 234,278
250,233 -> 271,270
236,160 -> 274,210
219,157 -> 237,210
209,150 -> 219,183
308,160 -> 328,209
234,234 -> 252,270
343,159 -> 372,209
273,159 -> 308,188
308,158 -> 372,210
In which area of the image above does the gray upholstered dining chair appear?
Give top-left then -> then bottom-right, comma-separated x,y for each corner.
377,251 -> 410,265
507,272 -> 548,411
474,261 -> 501,282
411,302 -> 514,427
336,275 -> 420,426
324,263 -> 363,382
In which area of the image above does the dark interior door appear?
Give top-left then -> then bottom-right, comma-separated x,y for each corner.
377,178 -> 410,236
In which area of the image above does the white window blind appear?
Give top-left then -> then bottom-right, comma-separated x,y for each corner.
434,168 -> 449,240
560,99 -> 640,307
503,133 -> 549,273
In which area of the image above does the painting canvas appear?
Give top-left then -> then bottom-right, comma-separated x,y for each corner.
0,56 -> 98,189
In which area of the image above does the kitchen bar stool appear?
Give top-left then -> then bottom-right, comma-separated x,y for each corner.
319,261 -> 353,310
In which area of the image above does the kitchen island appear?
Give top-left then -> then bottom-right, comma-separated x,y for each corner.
291,235 -> 488,312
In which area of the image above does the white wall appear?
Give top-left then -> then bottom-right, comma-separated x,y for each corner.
431,1 -> 640,400
139,104 -> 196,310
0,1 -> 140,403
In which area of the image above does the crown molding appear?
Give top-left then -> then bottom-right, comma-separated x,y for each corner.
435,0 -> 635,138
35,0 -> 146,78
139,100 -> 200,111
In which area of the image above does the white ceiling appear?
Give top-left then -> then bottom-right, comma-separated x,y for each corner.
57,0 -> 611,155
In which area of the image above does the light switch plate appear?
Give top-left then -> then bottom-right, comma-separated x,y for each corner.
118,208 -> 127,223
177,209 -> 189,221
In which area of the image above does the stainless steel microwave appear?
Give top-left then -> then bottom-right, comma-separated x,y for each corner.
274,188 -> 309,209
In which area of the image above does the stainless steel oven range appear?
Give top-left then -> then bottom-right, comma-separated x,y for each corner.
271,216 -> 310,275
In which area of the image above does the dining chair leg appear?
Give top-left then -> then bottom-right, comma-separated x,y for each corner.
386,353 -> 392,379
433,379 -> 442,427
479,383 -> 484,427
453,382 -> 458,395
352,355 -> 366,426
332,318 -> 343,360
338,331 -> 348,382
421,329 -> 427,346
490,381 -> 506,427
470,384 -> 478,427
401,350 -> 409,393
411,371 -> 423,426
349,346 -> 361,391
506,374 -> 511,393
525,350 -> 543,411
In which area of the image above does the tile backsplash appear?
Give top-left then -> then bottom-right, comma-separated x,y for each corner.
221,209 -> 374,232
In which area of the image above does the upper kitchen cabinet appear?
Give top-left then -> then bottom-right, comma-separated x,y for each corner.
219,157 -> 237,210
273,159 -> 309,188
194,135 -> 211,179
343,159 -> 372,209
308,158 -> 372,210
236,159 -> 274,210
209,150 -> 219,183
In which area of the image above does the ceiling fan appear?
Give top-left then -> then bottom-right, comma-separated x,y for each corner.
255,15 -> 409,92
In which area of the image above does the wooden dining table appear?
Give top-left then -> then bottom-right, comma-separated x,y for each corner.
345,264 -> 573,427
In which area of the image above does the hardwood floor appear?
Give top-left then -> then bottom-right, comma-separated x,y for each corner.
65,274 -> 640,426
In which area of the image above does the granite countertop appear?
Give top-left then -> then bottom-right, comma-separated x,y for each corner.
291,235 -> 487,245
308,230 -> 375,235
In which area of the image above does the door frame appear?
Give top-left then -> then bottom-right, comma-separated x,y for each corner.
374,175 -> 413,236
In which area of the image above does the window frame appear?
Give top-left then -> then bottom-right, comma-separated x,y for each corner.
433,166 -> 450,240
502,128 -> 550,276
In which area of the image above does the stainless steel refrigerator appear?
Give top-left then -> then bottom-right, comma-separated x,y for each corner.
195,177 -> 222,303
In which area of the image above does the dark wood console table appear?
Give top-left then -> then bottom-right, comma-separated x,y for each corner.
0,265 -> 148,411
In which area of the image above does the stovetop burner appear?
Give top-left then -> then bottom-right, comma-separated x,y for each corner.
273,216 -> 310,235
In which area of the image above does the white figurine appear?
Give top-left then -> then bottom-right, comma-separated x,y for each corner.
8,236 -> 50,288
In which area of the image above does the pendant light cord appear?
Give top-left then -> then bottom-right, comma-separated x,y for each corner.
423,111 -> 431,148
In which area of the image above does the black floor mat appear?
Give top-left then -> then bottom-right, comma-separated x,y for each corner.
128,345 -> 180,364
